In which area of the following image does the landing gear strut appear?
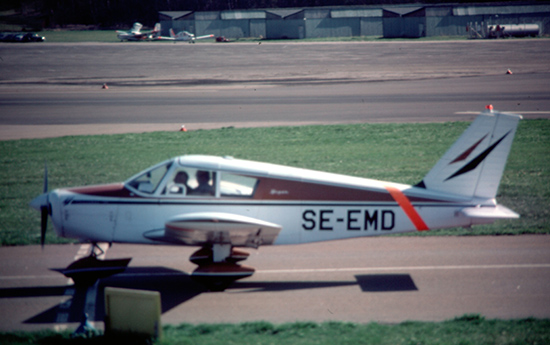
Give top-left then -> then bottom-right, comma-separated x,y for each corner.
190,244 -> 254,291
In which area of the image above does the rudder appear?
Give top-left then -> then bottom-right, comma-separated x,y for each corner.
417,107 -> 522,200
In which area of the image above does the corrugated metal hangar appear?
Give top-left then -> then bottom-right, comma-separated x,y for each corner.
159,3 -> 549,39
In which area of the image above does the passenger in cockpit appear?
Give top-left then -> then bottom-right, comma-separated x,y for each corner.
190,170 -> 215,196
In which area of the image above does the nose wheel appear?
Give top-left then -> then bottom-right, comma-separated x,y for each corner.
190,244 -> 254,291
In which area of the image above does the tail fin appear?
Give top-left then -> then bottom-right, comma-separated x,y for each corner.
417,106 -> 522,200
170,28 -> 176,38
131,22 -> 143,33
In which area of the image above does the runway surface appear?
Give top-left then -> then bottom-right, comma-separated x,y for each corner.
1,40 -> 549,330
1,40 -> 549,140
1,236 -> 549,331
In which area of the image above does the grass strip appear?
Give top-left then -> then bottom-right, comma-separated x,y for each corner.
33,30 -> 473,43
1,120 -> 548,246
0,316 -> 549,345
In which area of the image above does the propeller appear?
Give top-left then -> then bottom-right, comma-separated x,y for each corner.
30,163 -> 51,248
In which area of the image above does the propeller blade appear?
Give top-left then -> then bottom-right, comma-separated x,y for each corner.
43,162 -> 48,194
41,206 -> 48,248
41,162 -> 49,248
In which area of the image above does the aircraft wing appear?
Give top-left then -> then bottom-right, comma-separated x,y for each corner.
144,212 -> 282,248
195,34 -> 215,40
117,32 -> 149,41
154,28 -> 178,41
154,36 -> 175,41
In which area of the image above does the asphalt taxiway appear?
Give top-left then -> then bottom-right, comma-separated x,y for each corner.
1,236 -> 549,331
1,40 -> 549,140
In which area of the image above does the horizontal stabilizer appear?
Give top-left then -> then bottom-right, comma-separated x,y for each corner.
460,205 -> 519,220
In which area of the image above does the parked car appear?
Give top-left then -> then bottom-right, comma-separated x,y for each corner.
24,33 -> 45,42
215,36 -> 230,42
0,32 -> 45,42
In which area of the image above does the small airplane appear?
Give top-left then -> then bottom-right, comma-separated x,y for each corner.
31,106 -> 521,290
155,28 -> 214,43
116,22 -> 161,41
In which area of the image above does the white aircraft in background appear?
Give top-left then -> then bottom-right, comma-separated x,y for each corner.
31,106 -> 521,290
155,28 -> 214,43
116,22 -> 161,41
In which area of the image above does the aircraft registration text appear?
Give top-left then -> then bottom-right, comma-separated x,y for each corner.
302,209 -> 395,231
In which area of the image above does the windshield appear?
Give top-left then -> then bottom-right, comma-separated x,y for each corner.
127,161 -> 172,194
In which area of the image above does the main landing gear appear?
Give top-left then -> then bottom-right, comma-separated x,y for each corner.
190,244 -> 254,291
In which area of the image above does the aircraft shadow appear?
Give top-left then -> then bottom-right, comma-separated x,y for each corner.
23,267 -> 204,324
95,267 -> 205,320
355,274 -> 418,292
230,274 -> 417,293
230,281 -> 357,292
23,284 -> 94,324
0,285 -> 69,298
17,269 -> 417,324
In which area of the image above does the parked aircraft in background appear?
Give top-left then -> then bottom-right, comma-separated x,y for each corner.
155,28 -> 214,43
31,107 -> 521,290
116,22 -> 161,41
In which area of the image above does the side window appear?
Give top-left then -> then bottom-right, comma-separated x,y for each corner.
165,168 -> 216,197
220,173 -> 258,197
165,170 -> 190,196
128,162 -> 172,194
188,170 -> 216,196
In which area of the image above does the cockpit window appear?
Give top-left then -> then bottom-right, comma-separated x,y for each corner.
189,170 -> 216,196
166,170 -> 190,195
164,168 -> 216,197
127,162 -> 172,194
220,173 -> 257,197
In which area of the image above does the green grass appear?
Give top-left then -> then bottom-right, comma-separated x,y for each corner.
5,28 -> 548,43
41,30 -> 124,42
37,30 -> 388,43
26,30 -> 444,43
0,317 -> 549,345
1,120 -> 549,246
23,30 -> 532,43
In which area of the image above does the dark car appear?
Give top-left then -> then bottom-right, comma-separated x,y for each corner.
22,33 -> 45,42
0,32 -> 45,42
0,33 -> 16,41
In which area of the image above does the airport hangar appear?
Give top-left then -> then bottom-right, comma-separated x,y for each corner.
159,2 -> 550,40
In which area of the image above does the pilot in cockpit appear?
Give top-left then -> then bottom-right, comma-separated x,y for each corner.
168,171 -> 189,195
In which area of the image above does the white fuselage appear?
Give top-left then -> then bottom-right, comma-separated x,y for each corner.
47,155 -> 491,248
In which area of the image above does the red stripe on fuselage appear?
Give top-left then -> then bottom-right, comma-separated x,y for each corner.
253,177 -> 440,202
67,183 -> 135,198
385,185 -> 429,231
